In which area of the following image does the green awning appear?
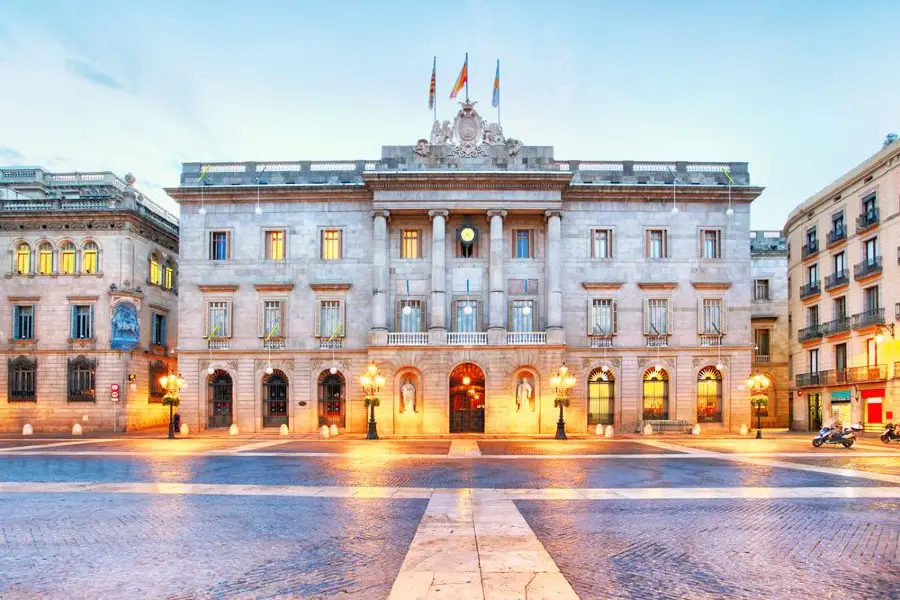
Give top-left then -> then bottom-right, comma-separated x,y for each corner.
830,390 -> 851,402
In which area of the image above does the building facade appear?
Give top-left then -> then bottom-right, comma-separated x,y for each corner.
750,231 -> 789,428
785,139 -> 900,432
169,104 -> 764,435
0,167 -> 180,432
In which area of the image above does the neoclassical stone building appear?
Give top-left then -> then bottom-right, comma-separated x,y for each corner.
0,167 -> 179,432
169,104 -> 764,435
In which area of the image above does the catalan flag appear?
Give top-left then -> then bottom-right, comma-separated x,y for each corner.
450,53 -> 468,100
492,60 -> 500,108
197,165 -> 210,183
722,167 -> 735,185
428,56 -> 436,110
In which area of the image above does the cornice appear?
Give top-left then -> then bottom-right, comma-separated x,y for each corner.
7,296 -> 40,302
149,302 -> 170,314
198,284 -> 239,292
751,315 -> 779,322
67,295 -> 99,302
362,171 -> 574,192
254,283 -> 295,292
167,186 -> 370,204
582,282 -> 624,290
564,186 -> 764,203
691,281 -> 732,290
310,282 -> 352,292
0,212 -> 178,253
637,282 -> 678,290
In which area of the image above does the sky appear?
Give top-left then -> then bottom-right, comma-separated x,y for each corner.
1,0 -> 898,229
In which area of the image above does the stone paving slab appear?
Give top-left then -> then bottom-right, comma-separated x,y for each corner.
269,441 -> 452,455
0,493 -> 426,600
781,456 -> 900,476
517,498 -> 900,599
12,439 -> 245,453
661,437 -> 900,454
477,440 -> 681,455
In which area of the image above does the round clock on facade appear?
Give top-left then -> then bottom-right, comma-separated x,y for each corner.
459,226 -> 476,244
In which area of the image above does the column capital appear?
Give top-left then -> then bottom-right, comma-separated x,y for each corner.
487,209 -> 507,219
544,210 -> 563,221
372,209 -> 390,220
428,210 -> 449,220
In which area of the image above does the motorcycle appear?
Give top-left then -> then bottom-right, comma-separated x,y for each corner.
812,425 -> 857,448
880,423 -> 900,444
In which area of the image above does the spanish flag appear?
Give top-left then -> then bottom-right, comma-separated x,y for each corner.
450,53 -> 468,100
492,59 -> 500,108
428,57 -> 436,110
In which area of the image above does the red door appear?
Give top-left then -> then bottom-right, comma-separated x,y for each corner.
867,400 -> 883,424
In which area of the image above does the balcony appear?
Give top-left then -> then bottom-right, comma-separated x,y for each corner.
801,239 -> 819,259
896,302 -> 900,320
507,331 -> 547,345
447,332 -> 488,346
208,338 -> 230,350
851,308 -> 884,330
262,338 -> 286,350
797,324 -> 822,343
796,370 -> 831,388
646,335 -> 669,348
387,332 -> 429,346
589,335 -> 614,348
853,257 -> 882,280
753,354 -> 771,365
856,208 -> 879,233
824,269 -> 849,291
698,334 -> 723,347
826,227 -> 846,247
847,364 -> 887,383
820,316 -> 851,337
319,339 -> 343,349
894,361 -> 900,379
799,281 -> 821,300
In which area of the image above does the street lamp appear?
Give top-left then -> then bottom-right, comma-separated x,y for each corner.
360,363 -> 385,440
875,323 -> 895,344
159,372 -> 185,439
745,372 -> 771,439
550,364 -> 576,440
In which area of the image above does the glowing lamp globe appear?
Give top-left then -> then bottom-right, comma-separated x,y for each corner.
329,366 -> 338,375
726,207 -> 734,217
715,362 -> 725,371
207,366 -> 215,375
199,206 -> 206,215
402,305 -> 412,315
521,305 -> 531,315
671,206 -> 679,214
159,375 -> 169,387
265,365 -> 273,375
463,305 -> 473,315
462,376 -> 471,385
876,332 -> 885,344
254,205 -> 262,215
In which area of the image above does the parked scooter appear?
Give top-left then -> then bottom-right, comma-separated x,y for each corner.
812,425 -> 858,448
880,423 -> 900,444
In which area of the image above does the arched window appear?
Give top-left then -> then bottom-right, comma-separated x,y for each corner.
697,367 -> 723,423
15,242 -> 31,274
642,368 -> 669,420
588,368 -> 615,426
149,252 -> 162,285
82,241 -> 99,274
60,242 -> 76,274
318,371 -> 346,428
163,259 -> 176,290
263,370 -> 289,428
38,242 -> 53,275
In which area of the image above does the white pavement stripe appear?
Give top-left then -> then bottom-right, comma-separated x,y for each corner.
0,439 -> 119,453
719,455 -> 900,485
632,439 -> 715,454
448,439 -> 482,457
214,440 -> 296,453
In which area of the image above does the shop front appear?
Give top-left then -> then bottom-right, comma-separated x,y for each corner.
862,388 -> 885,429
829,390 -> 851,427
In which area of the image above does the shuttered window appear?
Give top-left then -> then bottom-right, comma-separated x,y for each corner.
589,299 -> 616,335
398,300 -> 424,332
509,300 -> 535,332
646,299 -> 669,335
207,301 -> 229,337
700,299 -> 724,334
318,300 -> 343,337
70,305 -> 93,339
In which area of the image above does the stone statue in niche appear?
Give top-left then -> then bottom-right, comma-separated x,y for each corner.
515,376 -> 533,412
401,378 -> 417,413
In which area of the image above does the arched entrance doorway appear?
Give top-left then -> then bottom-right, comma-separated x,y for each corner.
696,367 -> 723,423
318,371 -> 345,428
449,363 -> 486,433
588,368 -> 615,426
208,370 -> 233,428
263,370 -> 289,428
642,368 -> 669,420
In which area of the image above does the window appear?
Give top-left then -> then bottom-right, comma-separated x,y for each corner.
587,368 -> 615,426
513,230 -> 533,259
696,367 -> 722,423
700,299 -> 724,334
835,343 -> 847,371
863,193 -> 877,215
82,242 -> 98,274
864,237 -> 878,264
510,300 -> 535,332
321,229 -> 342,260
15,242 -> 30,274
809,349 -> 819,373
642,368 -> 669,420
589,299 -> 617,335
591,229 -> 612,258
754,279 -> 769,301
401,230 -> 421,259
455,300 -> 477,332
38,243 -> 53,274
149,361 -> 167,402
70,305 -> 93,340
67,356 -> 96,402
755,329 -> 770,356
645,299 -> 669,335
398,300 -> 424,332
833,252 -> 845,273
8,357 -> 37,402
807,263 -> 818,283
149,253 -> 162,285
207,301 -> 229,337
151,313 -> 167,346
832,212 -> 844,235
60,242 -> 75,274
807,305 -> 819,326
806,227 -> 817,246
13,306 -> 34,340
317,300 -> 343,337
647,230 -> 668,258
701,230 -> 721,259
266,230 -> 285,260
833,296 -> 847,319
867,338 -> 878,366
164,261 -> 176,290
864,285 -> 880,312
262,300 -> 283,338
210,232 -> 229,260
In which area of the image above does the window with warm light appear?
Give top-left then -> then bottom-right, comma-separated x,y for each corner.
401,230 -> 421,259
164,263 -> 175,289
149,255 -> 162,285
696,367 -> 722,423
60,242 -> 76,274
321,229 -> 342,260
82,242 -> 98,274
15,242 -> 30,274
266,230 -> 285,260
38,243 -> 53,274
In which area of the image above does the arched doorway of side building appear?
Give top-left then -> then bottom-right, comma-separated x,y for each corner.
208,370 -> 233,428
449,363 -> 486,433
262,370 -> 289,428
318,370 -> 346,429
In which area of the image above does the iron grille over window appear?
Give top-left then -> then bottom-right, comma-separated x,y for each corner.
8,356 -> 36,402
67,356 -> 96,402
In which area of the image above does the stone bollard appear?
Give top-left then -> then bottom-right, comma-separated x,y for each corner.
180,423 -> 190,436
643,423 -> 654,436
229,424 -> 239,436
605,425 -> 614,438
594,424 -> 603,436
329,424 -> 338,437
319,425 -> 330,439
22,424 -> 33,436
692,424 -> 701,436
279,424 -> 289,436
739,424 -> 749,436
72,423 -> 83,436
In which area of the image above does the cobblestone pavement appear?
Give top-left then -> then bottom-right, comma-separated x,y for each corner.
517,498 -> 900,599
0,493 -> 426,600
476,440 -> 681,455
270,441 -> 452,454
782,456 -> 900,476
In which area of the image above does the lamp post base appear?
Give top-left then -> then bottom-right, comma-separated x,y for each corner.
756,428 -> 762,439
555,404 -> 567,440
366,405 -> 379,440
168,405 -> 175,440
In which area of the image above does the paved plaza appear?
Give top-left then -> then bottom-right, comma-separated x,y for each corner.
1,434 -> 899,599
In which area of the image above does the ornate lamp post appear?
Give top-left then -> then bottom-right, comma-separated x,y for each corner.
745,372 -> 771,439
360,363 -> 385,440
159,372 -> 185,439
550,364 -> 576,440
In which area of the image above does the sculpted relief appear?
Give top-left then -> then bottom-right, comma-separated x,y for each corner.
400,378 -> 417,414
515,375 -> 535,412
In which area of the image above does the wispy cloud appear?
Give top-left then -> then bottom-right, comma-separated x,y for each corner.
0,146 -> 23,161
65,59 -> 123,90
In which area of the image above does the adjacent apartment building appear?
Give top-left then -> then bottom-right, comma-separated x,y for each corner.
785,139 -> 900,431
167,102 -> 764,435
0,167 -> 180,432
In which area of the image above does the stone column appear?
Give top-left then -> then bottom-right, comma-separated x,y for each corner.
545,210 -> 564,344
488,210 -> 507,345
369,210 -> 390,345
428,210 -> 449,344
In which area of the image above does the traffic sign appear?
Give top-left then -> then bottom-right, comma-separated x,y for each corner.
111,383 -> 120,392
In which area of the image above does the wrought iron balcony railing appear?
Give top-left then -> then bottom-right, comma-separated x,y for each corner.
801,240 -> 819,259
589,335 -> 614,348
847,364 -> 887,383
851,308 -> 885,329
753,354 -> 770,364
798,323 -> 823,342
799,281 -> 821,299
796,370 -> 830,387
853,257 -> 882,280
857,208 -> 879,232
825,269 -> 849,290
208,338 -> 230,350
826,227 -> 846,247
820,316 -> 851,336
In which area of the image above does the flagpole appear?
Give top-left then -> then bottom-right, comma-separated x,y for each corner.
432,56 -> 437,122
465,52 -> 469,103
